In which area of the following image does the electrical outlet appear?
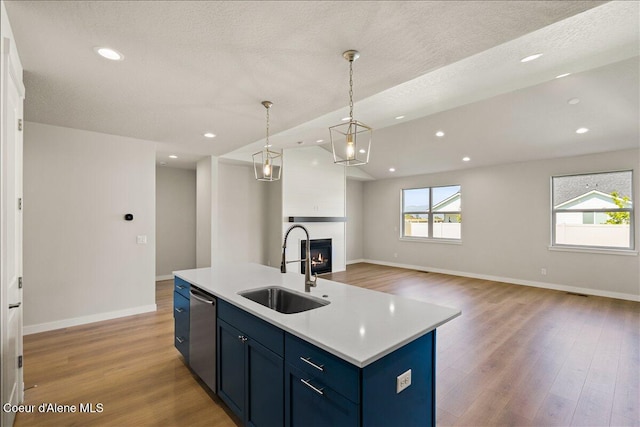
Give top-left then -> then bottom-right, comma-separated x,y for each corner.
137,235 -> 147,245
394,253 -> 398,258
541,268 -> 547,275
396,369 -> 412,394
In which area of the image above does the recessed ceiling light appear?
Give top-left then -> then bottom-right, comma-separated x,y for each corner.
94,47 -> 124,61
160,162 -> 167,166
204,132 -> 216,138
359,149 -> 366,154
520,53 -> 543,63
567,98 -> 580,105
435,131 -> 445,137
462,156 -> 471,162
576,127 -> 589,134
389,167 -> 396,172
556,73 -> 571,79
316,139 -> 324,143
395,115 -> 405,120
169,155 -> 178,159
342,117 -> 350,121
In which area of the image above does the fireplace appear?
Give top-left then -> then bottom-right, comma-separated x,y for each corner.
300,239 -> 332,275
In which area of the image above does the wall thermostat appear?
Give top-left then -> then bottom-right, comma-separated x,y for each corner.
124,213 -> 134,221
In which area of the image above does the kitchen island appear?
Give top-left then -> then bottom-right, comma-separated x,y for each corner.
174,263 -> 460,427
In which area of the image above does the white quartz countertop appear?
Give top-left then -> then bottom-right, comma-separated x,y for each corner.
174,263 -> 461,368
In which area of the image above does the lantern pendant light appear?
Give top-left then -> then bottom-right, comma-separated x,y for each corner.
253,101 -> 282,181
330,50 -> 372,166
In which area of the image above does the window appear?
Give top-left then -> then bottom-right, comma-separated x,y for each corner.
552,170 -> 634,250
402,185 -> 461,240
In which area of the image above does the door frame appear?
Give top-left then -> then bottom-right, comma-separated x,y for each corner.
1,4 -> 25,426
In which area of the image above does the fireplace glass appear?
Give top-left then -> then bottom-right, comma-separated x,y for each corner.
300,239 -> 332,275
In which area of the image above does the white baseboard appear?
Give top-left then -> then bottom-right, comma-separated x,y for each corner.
346,259 -> 366,265
361,259 -> 640,302
156,274 -> 174,281
24,304 -> 158,335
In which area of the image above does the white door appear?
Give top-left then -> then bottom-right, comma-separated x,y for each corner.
1,35 -> 24,427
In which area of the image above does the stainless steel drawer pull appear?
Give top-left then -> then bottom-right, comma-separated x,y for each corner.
176,285 -> 186,290
300,357 -> 324,371
301,378 -> 324,396
176,337 -> 185,344
174,307 -> 184,313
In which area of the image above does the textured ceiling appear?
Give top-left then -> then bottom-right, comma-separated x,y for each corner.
5,1 -> 638,177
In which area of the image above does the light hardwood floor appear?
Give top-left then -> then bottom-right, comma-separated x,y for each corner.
15,263 -> 639,426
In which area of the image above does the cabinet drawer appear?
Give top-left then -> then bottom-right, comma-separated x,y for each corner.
174,330 -> 189,360
174,291 -> 189,361
218,299 -> 284,357
174,291 -> 189,319
285,363 -> 359,427
174,320 -> 189,361
285,333 -> 359,404
174,277 -> 190,298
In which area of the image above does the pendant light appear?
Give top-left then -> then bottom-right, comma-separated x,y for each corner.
253,101 -> 282,181
329,50 -> 372,166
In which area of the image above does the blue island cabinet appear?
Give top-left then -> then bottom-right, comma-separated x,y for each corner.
214,298 -> 436,427
217,300 -> 284,427
173,277 -> 190,361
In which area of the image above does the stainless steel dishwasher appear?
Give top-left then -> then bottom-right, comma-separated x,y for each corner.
189,285 -> 217,392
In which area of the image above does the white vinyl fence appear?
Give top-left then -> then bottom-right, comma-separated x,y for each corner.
404,221 -> 461,239
555,223 -> 630,247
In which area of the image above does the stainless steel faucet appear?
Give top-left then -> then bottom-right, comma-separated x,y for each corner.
280,224 -> 318,292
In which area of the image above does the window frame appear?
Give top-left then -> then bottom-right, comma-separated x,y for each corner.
400,185 -> 462,242
550,170 -> 635,252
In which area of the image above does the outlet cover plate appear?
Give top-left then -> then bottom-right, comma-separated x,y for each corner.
396,369 -> 412,393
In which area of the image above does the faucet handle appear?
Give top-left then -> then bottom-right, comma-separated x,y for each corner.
312,273 -> 318,286
280,251 -> 287,273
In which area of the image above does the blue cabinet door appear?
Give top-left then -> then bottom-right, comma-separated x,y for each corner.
247,338 -> 284,427
218,318 -> 284,427
218,319 -> 246,420
285,364 -> 359,427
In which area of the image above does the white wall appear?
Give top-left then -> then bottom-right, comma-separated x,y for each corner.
217,162 -> 267,264
282,146 -> 346,273
156,167 -> 196,278
265,178 -> 283,268
197,159 -> 272,267
196,157 -> 212,268
363,149 -> 640,300
346,179 -> 364,262
23,122 -> 156,333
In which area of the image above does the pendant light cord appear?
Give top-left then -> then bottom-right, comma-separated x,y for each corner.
265,104 -> 271,148
349,60 -> 354,120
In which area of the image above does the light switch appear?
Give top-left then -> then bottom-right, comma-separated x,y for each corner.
137,235 -> 147,244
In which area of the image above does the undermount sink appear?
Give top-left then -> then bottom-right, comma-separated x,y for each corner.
239,286 -> 330,314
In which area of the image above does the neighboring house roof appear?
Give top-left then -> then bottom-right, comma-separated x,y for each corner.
553,171 -> 632,206
555,189 -> 632,210
433,192 -> 461,212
